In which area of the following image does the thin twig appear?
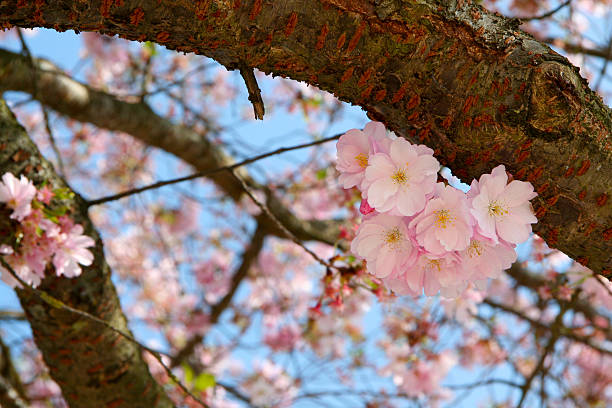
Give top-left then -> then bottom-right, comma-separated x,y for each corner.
483,298 -> 612,356
0,310 -> 26,321
239,64 -> 265,120
86,134 -> 340,206
230,170 -> 333,269
515,299 -> 571,408
520,0 -> 572,22
594,36 -> 612,92
0,257 -> 210,408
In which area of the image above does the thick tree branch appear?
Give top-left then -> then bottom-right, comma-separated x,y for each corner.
0,100 -> 174,408
1,0 -> 610,275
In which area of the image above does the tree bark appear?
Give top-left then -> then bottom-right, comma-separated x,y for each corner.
0,100 -> 174,407
1,0 -> 609,275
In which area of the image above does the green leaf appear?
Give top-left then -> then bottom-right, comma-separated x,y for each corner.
53,187 -> 74,201
194,373 -> 215,391
316,168 -> 327,180
183,364 -> 194,385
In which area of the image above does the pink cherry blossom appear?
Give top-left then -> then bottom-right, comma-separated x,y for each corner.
440,286 -> 484,324
350,214 -> 416,279
363,137 -> 439,216
0,172 -> 36,220
36,185 -> 54,205
470,165 -> 537,244
410,183 -> 474,254
419,252 -> 468,297
460,233 -> 517,286
53,224 -> 95,278
335,121 -> 386,189
394,350 -> 456,400
0,254 -> 43,288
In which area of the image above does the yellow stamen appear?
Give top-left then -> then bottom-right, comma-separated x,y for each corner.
435,209 -> 455,229
425,259 -> 442,273
355,153 -> 369,168
392,170 -> 408,184
467,240 -> 483,258
384,227 -> 403,249
488,200 -> 508,218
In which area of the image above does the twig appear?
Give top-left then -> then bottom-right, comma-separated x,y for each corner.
594,36 -> 612,92
217,382 -> 257,407
483,298 -> 612,356
239,64 -> 265,120
0,310 -> 26,321
230,169 -> 333,270
520,0 -> 571,22
445,378 -> 522,390
515,300 -> 570,408
0,257 -> 210,408
86,133 -> 340,206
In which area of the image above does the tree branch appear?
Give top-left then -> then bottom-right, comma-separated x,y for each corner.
0,0 -> 610,274
483,298 -> 611,356
505,264 -> 612,340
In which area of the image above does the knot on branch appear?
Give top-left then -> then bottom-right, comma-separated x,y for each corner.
528,62 -> 582,137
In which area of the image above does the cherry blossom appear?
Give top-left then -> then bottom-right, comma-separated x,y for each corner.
350,214 -> 416,279
410,183 -> 473,254
470,164 -> 537,244
52,223 -> 95,278
0,172 -> 36,220
363,137 -> 439,216
0,173 -> 95,287
335,121 -> 387,189
337,123 -> 537,298
460,233 -> 517,286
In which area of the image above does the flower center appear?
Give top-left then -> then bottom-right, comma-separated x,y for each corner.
425,259 -> 441,273
467,240 -> 483,258
354,153 -> 369,168
488,201 -> 508,218
384,227 -> 403,249
391,169 -> 408,185
434,209 -> 454,229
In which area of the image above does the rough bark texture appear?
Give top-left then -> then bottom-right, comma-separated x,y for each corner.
1,0 -> 609,275
0,100 -> 174,408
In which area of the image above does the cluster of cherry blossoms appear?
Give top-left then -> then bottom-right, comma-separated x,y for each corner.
0,172 -> 95,288
336,122 -> 538,298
